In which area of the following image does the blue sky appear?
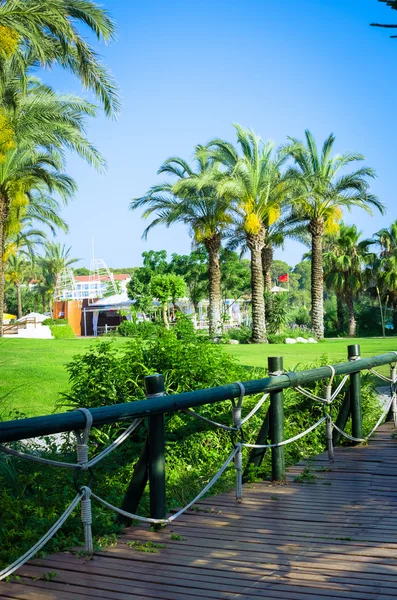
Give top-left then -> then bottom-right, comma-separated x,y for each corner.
45,0 -> 396,268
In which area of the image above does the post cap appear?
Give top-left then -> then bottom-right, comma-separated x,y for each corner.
268,356 -> 284,373
348,344 -> 361,360
144,374 -> 165,397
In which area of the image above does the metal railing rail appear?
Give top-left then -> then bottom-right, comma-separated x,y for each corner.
1,347 -> 396,443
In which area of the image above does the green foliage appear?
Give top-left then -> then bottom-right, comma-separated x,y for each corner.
42,318 -> 68,326
267,326 -> 312,344
169,250 -> 208,309
117,320 -> 161,339
266,293 -> 290,334
150,273 -> 186,305
220,249 -> 250,305
290,306 -> 311,328
49,324 -> 75,339
223,326 -> 252,344
173,314 -> 196,340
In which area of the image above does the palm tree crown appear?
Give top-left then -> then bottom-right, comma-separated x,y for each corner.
0,0 -> 120,117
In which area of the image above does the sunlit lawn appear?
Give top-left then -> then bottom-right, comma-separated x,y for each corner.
1,336 -> 396,418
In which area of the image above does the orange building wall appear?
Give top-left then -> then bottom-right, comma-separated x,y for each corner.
53,300 -> 82,336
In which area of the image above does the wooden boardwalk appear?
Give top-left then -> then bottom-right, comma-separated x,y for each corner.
1,421 -> 397,600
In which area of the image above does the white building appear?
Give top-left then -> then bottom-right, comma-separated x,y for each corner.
72,274 -> 131,300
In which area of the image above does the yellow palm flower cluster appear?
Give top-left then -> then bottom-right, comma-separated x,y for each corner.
0,110 -> 15,162
324,206 -> 342,234
0,25 -> 19,57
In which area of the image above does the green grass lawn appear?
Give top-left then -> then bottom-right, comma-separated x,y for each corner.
224,337 -> 397,369
1,336 -> 396,418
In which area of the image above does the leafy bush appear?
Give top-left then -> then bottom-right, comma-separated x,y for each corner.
173,313 -> 196,340
224,326 -> 252,344
290,306 -> 311,328
266,294 -> 290,334
118,320 -> 161,339
42,318 -> 68,326
49,324 -> 75,339
268,326 -> 312,344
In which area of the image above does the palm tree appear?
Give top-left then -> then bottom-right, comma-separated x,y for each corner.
5,252 -> 32,318
207,125 -> 288,343
130,146 -> 231,338
0,0 -> 119,116
0,70 -> 104,333
323,223 -> 373,337
370,220 -> 397,330
37,242 -> 79,312
284,130 -> 384,339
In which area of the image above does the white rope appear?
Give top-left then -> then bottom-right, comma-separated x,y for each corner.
332,393 -> 395,443
80,486 -> 93,554
0,445 -> 79,468
91,446 -> 239,525
74,408 -> 93,470
0,419 -> 143,470
330,375 -> 349,401
240,393 -> 269,425
87,419 -> 143,467
326,414 -> 335,462
296,374 -> 349,405
0,493 -> 82,581
183,409 -> 237,432
242,416 -> 327,449
369,368 -> 394,384
184,393 -> 269,431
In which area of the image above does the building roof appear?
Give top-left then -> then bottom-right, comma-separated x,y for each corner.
74,274 -> 130,282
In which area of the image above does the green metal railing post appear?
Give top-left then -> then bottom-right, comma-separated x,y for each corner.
145,374 -> 167,520
348,344 -> 362,442
269,356 -> 285,481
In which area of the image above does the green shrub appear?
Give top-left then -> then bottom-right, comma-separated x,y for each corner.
173,313 -> 195,340
118,320 -> 161,339
225,326 -> 252,344
49,324 -> 75,339
42,318 -> 69,326
268,326 -> 312,344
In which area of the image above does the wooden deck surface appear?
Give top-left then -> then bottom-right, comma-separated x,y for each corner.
1,421 -> 397,599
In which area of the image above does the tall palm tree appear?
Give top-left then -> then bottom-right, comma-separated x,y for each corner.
207,125 -> 288,343
0,0 -> 119,117
370,220 -> 397,330
0,70 -> 104,333
284,130 -> 384,339
323,223 -> 373,337
130,146 -> 231,337
37,242 -> 78,311
5,252 -> 32,318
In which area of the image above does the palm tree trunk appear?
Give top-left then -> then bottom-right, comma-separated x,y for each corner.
247,229 -> 267,343
16,283 -> 22,319
262,244 -> 273,293
337,296 -> 344,331
205,234 -> 222,339
309,220 -> 325,340
346,294 -> 356,337
262,244 -> 273,328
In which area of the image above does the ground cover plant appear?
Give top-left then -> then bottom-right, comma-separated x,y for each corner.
0,329 -> 388,568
